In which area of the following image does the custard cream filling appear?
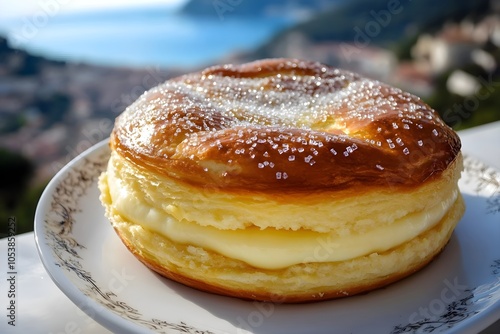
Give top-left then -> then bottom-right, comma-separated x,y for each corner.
105,168 -> 458,270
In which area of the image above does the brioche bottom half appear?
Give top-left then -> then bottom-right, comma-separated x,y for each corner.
100,180 -> 465,303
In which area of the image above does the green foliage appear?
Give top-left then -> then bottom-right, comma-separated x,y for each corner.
0,148 -> 42,236
37,92 -> 72,127
0,182 -> 46,236
392,33 -> 419,60
0,148 -> 33,191
425,70 -> 500,131
14,54 -> 42,76
0,114 -> 26,134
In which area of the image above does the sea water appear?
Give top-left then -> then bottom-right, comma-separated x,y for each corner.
0,6 -> 291,68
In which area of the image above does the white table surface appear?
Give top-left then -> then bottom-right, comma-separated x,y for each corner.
1,121 -> 500,334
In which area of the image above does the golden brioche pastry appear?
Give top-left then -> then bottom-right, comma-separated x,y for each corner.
99,58 -> 464,302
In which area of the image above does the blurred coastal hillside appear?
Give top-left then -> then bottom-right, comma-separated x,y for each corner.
1,0 -> 500,235
0,37 -> 179,235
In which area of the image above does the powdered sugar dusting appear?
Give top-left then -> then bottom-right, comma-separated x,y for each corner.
113,59 -> 460,190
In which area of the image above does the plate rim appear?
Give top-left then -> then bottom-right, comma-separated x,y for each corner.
34,139 -> 153,334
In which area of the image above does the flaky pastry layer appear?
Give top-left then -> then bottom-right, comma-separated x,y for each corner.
100,180 -> 465,302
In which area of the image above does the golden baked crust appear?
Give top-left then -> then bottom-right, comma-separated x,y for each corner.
110,58 -> 461,192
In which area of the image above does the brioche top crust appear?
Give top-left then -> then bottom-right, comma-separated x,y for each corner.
111,58 -> 461,192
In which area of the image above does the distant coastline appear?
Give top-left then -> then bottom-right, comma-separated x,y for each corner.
0,5 -> 291,69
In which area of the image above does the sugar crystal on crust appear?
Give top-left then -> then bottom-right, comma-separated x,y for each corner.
111,58 -> 461,191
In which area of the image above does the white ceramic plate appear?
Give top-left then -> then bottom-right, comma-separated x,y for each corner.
35,140 -> 500,334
